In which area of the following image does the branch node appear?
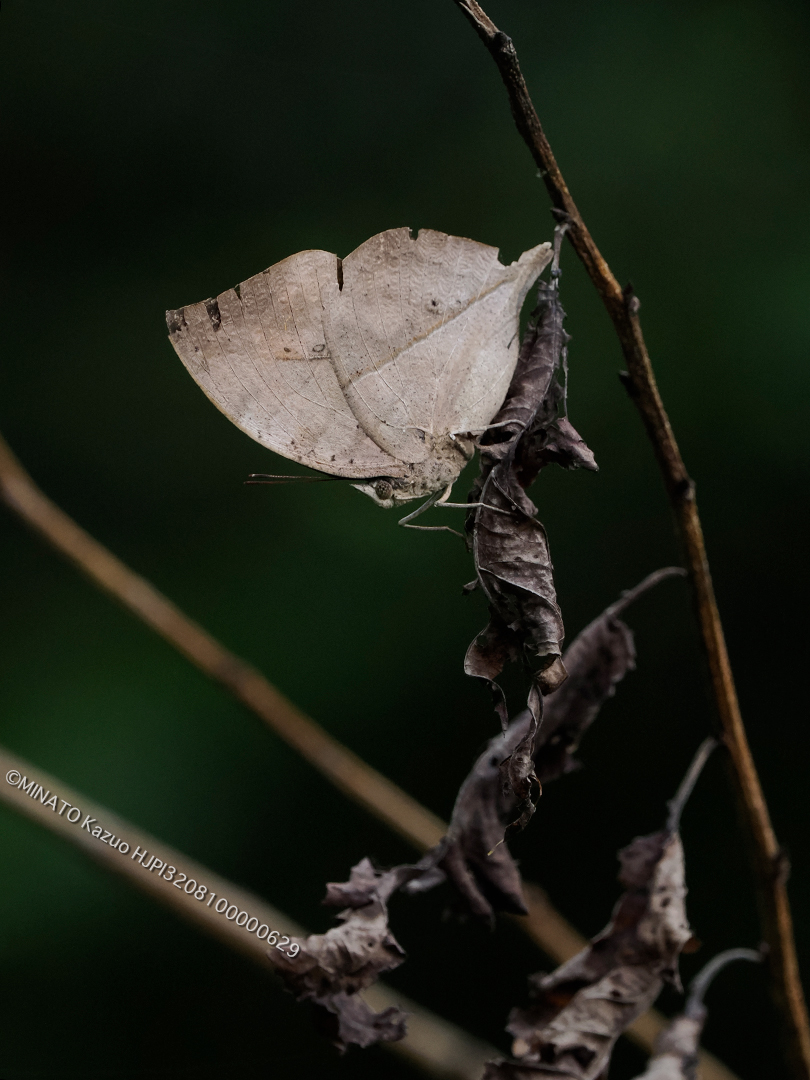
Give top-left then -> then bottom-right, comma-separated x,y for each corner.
621,282 -> 641,314
673,475 -> 696,500
617,370 -> 638,398
494,29 -> 514,54
774,847 -> 792,886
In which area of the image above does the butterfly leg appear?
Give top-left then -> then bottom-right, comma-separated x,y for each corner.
433,481 -> 512,515
397,488 -> 464,537
436,483 -> 514,516
436,500 -> 512,515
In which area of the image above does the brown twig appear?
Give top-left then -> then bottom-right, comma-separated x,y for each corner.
450,1 -> 810,1074
0,745 -> 494,1080
0,430 -> 737,1080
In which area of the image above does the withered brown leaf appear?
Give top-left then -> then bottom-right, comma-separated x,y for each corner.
535,566 -> 685,785
482,740 -> 716,1079
465,467 -> 568,727
404,718 -> 532,921
464,240 -> 595,725
411,569 -> 684,922
464,227 -> 596,834
272,858 -> 423,1051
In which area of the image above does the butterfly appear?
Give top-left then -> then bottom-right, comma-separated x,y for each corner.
167,227 -> 552,529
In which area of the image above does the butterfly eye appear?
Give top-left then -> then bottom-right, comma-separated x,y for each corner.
375,480 -> 394,500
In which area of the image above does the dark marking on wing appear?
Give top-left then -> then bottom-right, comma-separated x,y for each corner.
204,297 -> 222,331
165,308 -> 187,335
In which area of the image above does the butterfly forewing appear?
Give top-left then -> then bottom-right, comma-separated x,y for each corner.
167,248 -> 405,478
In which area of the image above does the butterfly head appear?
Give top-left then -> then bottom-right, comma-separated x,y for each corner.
351,478 -> 403,509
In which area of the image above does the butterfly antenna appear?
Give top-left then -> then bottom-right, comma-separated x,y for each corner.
245,473 -> 340,486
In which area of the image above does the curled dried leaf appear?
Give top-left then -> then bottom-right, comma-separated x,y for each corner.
464,229 -> 597,824
404,719 -> 532,921
483,742 -> 715,1079
465,253 -> 591,709
465,466 -> 567,725
272,858 -> 423,1051
422,570 -> 683,921
502,709 -> 540,839
536,567 -> 685,785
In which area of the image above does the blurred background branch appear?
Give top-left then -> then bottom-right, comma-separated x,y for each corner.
0,744 -> 496,1080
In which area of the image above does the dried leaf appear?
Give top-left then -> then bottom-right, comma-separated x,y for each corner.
480,274 -> 570,452
466,466 -> 567,721
422,570 -> 683,921
305,991 -> 407,1051
404,720 -> 533,921
535,567 -> 685,785
631,948 -> 762,1080
503,709 -> 541,838
465,260 -> 590,710
464,230 -> 596,822
482,741 -> 715,1079
273,858 -> 423,1051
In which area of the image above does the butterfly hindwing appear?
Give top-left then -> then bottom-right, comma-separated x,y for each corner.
320,230 -> 553,460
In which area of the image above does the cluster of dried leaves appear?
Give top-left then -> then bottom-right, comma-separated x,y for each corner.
482,740 -> 715,1079
271,725 -> 753,1080
269,565 -> 685,1051
477,744 -> 762,1080
409,566 -> 685,923
271,859 -> 422,1050
260,236 -> 762,1074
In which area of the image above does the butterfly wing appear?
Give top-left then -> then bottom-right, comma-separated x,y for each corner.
319,229 -> 553,462
167,248 -> 407,479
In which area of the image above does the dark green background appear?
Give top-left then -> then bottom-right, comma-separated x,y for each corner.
1,1 -> 808,1076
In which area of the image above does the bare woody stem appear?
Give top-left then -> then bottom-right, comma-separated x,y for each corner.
686,948 -> 763,1018
666,737 -> 718,833
450,1 -> 810,1074
0,430 -> 735,1080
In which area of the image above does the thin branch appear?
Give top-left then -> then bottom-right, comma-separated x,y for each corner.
0,430 -> 737,1079
606,566 -> 687,620
686,948 -> 763,1019
450,1 -> 810,1074
0,744 -> 495,1080
666,737 -> 718,833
